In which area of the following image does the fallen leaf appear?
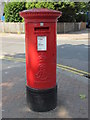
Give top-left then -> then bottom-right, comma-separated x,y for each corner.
79,94 -> 86,100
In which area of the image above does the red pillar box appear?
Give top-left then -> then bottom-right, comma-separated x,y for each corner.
20,8 -> 62,112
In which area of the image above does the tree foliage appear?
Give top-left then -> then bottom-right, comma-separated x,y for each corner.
4,2 -> 26,22
26,2 -> 90,22
54,2 -> 76,22
4,2 -> 90,22
26,2 -> 55,9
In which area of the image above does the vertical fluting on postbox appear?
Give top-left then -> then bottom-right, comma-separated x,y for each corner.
20,8 -> 62,112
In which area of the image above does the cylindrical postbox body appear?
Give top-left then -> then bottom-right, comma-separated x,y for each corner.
20,8 -> 62,112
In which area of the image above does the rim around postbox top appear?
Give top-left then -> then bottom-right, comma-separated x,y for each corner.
19,8 -> 62,22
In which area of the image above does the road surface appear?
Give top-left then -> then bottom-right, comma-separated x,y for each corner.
0,29 -> 89,118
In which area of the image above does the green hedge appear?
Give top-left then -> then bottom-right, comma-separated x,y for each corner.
75,13 -> 87,22
4,2 -> 26,22
26,2 -> 87,22
26,2 -> 55,9
4,2 -> 90,22
26,2 -> 76,22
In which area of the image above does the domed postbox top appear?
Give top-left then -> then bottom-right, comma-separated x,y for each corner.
20,8 -> 62,22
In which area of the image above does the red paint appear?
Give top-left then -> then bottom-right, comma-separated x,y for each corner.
20,8 -> 62,90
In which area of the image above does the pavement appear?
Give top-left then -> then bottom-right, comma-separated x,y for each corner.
0,29 -> 89,118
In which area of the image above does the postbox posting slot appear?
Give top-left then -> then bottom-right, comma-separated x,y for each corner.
34,27 -> 49,33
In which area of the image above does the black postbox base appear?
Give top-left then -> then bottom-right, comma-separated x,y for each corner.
26,85 -> 57,112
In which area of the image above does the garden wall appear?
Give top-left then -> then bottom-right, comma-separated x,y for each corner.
0,22 -> 86,34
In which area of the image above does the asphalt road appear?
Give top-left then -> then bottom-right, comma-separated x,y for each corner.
0,29 -> 89,118
1,59 -> 88,118
57,30 -> 89,73
0,29 -> 89,73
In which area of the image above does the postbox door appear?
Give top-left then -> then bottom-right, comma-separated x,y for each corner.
26,22 -> 56,89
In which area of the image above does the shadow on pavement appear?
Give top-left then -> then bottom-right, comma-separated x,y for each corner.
57,44 -> 89,72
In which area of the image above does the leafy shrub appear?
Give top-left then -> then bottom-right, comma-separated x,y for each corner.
4,2 -> 26,22
57,2 -> 76,22
75,13 -> 87,22
26,2 -> 55,9
4,2 -> 89,22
